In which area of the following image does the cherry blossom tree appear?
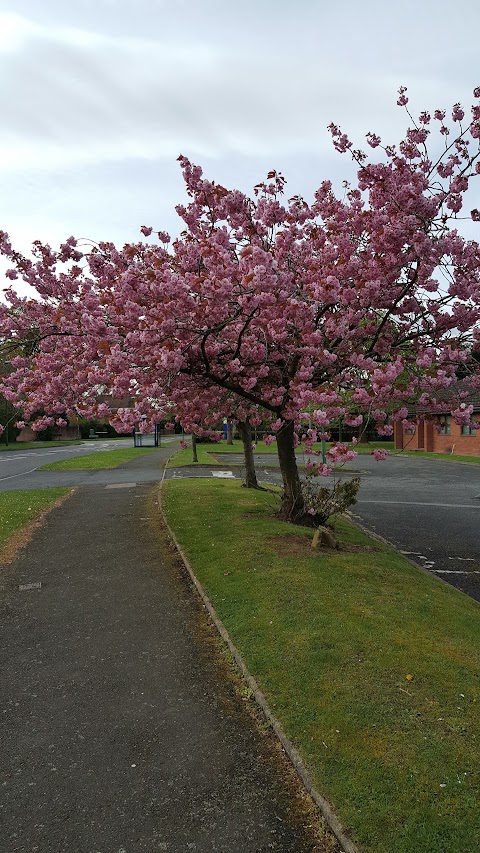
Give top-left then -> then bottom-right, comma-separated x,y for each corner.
2,87 -> 480,523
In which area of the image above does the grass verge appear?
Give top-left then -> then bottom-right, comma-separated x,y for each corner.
168,440 -> 396,468
398,449 -> 480,463
167,443 -> 224,467
0,488 -> 70,559
163,477 -> 480,853
40,447 -> 157,470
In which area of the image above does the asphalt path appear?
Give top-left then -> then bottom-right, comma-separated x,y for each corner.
1,448 -> 329,852
166,452 -> 480,603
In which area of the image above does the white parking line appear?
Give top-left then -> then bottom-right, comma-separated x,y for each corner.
360,500 -> 480,509
433,570 -> 480,575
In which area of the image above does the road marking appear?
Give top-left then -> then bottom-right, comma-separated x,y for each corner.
19,582 -> 42,591
0,466 -> 40,481
359,500 -> 480,509
105,483 -> 138,489
448,556 -> 475,561
433,570 -> 480,575
212,470 -> 235,479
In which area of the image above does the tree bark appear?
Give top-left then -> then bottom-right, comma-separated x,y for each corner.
276,420 -> 305,521
191,433 -> 198,463
237,420 -> 259,488
226,421 -> 234,445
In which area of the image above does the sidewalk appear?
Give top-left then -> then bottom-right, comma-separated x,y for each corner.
0,450 -> 331,852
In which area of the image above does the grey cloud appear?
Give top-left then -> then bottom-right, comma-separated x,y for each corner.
2,0 -> 480,172
1,0 -> 480,259
0,26 -> 404,166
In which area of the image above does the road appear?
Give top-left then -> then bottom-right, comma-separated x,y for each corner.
0,437 -> 179,488
168,452 -> 480,602
347,454 -> 480,600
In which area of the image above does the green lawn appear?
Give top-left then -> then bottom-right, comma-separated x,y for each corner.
41,447 -> 157,470
168,439 -> 395,468
163,477 -> 480,853
399,449 -> 480,463
0,489 -> 70,551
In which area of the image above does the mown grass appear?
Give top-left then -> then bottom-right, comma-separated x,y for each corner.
399,449 -> 480,463
163,477 -> 480,853
0,489 -> 70,551
40,447 -> 157,470
168,439 -> 394,469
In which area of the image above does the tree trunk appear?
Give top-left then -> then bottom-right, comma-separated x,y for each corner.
191,433 -> 198,463
227,421 -> 234,445
237,420 -> 259,488
276,420 -> 305,521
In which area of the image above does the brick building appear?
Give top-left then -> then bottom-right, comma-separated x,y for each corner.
394,389 -> 480,456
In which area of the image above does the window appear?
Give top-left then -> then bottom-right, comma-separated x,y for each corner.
438,415 -> 451,435
461,424 -> 477,436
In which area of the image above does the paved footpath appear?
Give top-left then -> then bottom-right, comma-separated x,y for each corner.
0,450 -> 332,853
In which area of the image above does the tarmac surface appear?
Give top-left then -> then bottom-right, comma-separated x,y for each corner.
0,449 -> 335,853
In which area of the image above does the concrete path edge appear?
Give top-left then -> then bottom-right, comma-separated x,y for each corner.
158,475 -> 358,853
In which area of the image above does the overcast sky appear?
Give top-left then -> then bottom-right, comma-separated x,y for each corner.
1,0 -> 480,263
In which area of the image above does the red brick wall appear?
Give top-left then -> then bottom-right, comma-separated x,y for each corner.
395,418 -> 480,456
432,428 -> 480,456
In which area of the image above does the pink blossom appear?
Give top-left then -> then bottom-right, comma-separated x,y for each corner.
264,434 -> 276,445
452,103 -> 465,122
317,463 -> 332,477
372,448 -> 390,461
312,409 -> 329,427
344,414 -> 363,427
31,416 -> 55,432
140,226 -> 153,237
397,85 -> 409,107
451,405 -> 474,425
179,440 -> 189,450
